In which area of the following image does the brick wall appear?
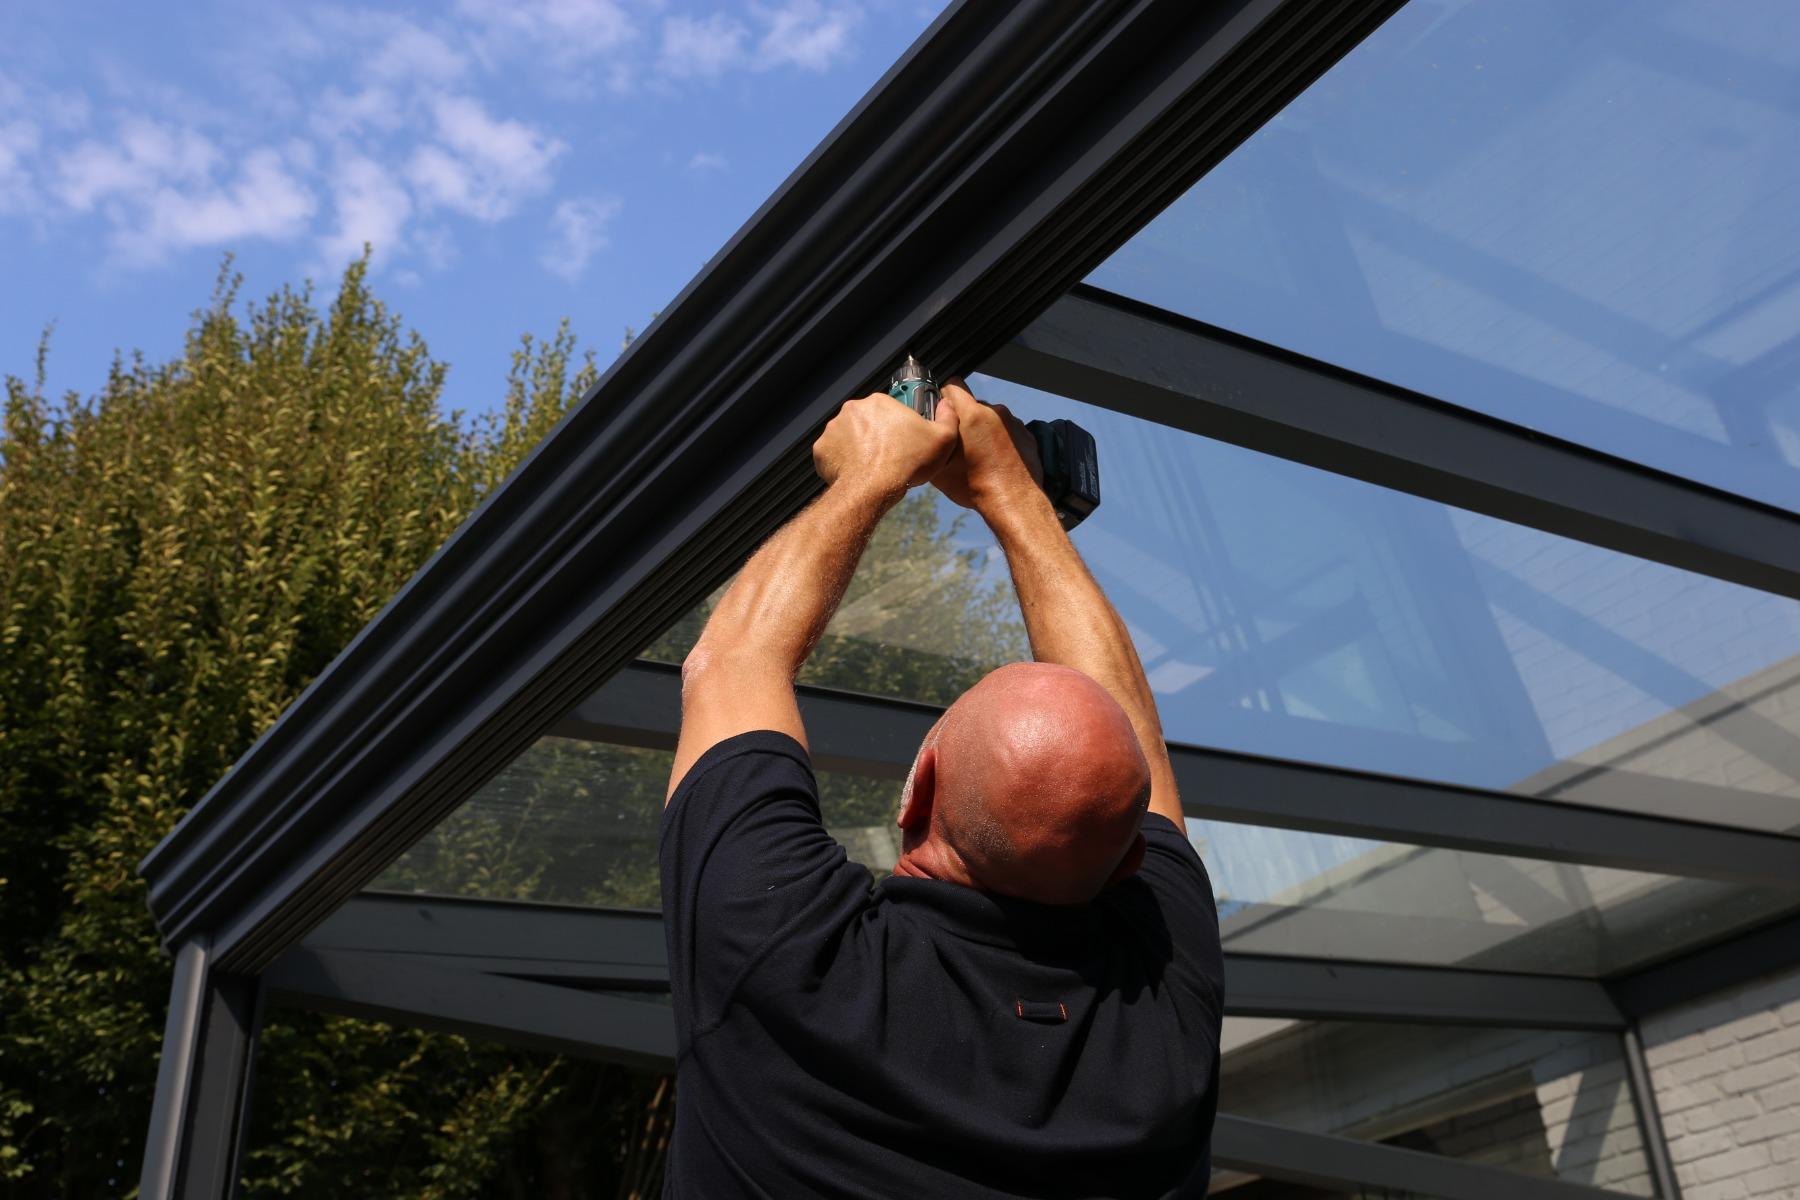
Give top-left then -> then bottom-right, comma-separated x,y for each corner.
1642,965 -> 1800,1200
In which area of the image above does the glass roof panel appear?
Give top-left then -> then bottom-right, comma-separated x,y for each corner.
377,371 -> 1800,962
651,377 -> 1800,834
375,738 -> 901,909
1193,817 -> 1794,976
373,733 -> 1800,977
1218,1018 -> 1654,1196
1088,0 -> 1800,513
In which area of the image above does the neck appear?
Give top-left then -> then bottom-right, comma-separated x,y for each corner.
892,842 -> 977,889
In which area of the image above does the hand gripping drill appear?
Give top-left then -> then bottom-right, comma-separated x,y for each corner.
887,355 -> 1100,531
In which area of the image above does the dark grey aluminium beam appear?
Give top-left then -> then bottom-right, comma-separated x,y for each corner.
263,947 -> 676,1073
302,895 -> 1625,1030
1610,909 -> 1800,1020
1224,955 -> 1623,1031
1212,1115 -> 1629,1200
140,0 -> 1407,977
139,943 -> 262,1200
556,661 -> 1800,889
304,891 -> 669,987
985,284 -> 1800,600
556,658 -> 939,780
1621,1024 -> 1685,1200
1171,747 -> 1800,889
265,944 -> 1628,1200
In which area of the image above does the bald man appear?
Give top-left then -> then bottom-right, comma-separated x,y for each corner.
660,378 -> 1223,1197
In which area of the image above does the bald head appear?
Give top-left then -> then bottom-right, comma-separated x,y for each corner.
895,663 -> 1152,905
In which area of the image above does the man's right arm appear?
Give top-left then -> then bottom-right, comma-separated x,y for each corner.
934,380 -> 1183,829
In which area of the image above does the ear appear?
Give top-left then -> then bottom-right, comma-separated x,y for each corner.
1105,833 -> 1147,886
897,746 -> 936,831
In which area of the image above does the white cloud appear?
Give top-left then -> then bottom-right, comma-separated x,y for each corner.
4,0 -> 876,280
654,4 -> 858,83
364,22 -> 468,87
0,118 -> 41,215
407,94 -> 564,221
57,118 -> 219,211
317,154 -> 413,270
1,72 -> 87,217
755,1 -> 859,72
685,150 -> 728,176
659,14 -> 749,80
122,148 -> 316,265
540,195 -> 620,281
311,84 -> 406,141
457,0 -> 637,73
47,114 -> 314,266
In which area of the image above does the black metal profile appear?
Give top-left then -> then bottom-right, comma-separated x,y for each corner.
557,661 -> 1800,888
263,947 -> 676,1072
139,944 -> 261,1200
302,892 -> 668,987
1223,955 -> 1623,1031
1610,909 -> 1800,1020
985,284 -> 1800,600
1621,1024 -> 1685,1200
139,0 -> 1407,979
261,939 -> 1635,1200
301,894 -> 1628,1030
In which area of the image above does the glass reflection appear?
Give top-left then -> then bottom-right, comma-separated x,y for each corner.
1090,0 -> 1800,513
373,732 -> 1799,976
958,378 -> 1800,834
1217,1019 -> 1654,1197
380,372 -> 1800,970
648,379 -> 1800,832
1187,818 -> 1794,976
375,738 -> 902,907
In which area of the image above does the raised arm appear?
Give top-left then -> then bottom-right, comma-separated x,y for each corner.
668,391 -> 959,801
932,379 -> 1182,829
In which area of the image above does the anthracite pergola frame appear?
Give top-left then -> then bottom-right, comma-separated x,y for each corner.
132,1 -> 1800,1196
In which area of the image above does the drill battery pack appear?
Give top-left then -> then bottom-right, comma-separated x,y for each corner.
1027,418 -> 1101,532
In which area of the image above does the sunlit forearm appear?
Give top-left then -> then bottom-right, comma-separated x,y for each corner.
687,477 -> 900,681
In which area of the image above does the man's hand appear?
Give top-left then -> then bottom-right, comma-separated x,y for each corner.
930,377 -> 1044,511
813,391 -> 960,494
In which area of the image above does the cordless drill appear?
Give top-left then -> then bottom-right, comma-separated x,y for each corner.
888,355 -> 1101,531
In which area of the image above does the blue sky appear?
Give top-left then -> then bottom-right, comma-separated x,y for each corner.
0,0 -> 940,416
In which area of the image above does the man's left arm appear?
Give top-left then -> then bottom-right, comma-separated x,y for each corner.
667,390 -> 959,802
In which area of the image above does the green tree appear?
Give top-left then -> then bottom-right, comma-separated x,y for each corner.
0,255 -> 1026,1197
0,257 -> 601,1197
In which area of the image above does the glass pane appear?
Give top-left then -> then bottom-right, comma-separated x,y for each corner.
374,731 -> 1800,975
646,491 -> 1027,705
1220,1018 -> 1656,1196
380,375 -> 1800,968
375,737 -> 903,906
1089,0 -> 1800,513
652,377 -> 1800,834
1189,817 -> 1795,976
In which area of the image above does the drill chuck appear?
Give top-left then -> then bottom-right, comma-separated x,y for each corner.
888,354 -> 938,420
886,355 -> 1100,531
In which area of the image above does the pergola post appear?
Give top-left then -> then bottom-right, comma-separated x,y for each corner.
140,941 -> 263,1200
